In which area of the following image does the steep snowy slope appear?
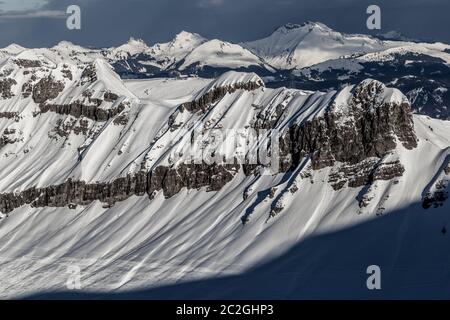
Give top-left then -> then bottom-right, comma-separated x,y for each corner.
179,40 -> 262,69
107,38 -> 150,60
0,65 -> 449,298
0,57 -> 140,191
0,44 -> 26,56
147,31 -> 207,69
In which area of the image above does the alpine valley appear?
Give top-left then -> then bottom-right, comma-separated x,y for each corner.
0,22 -> 449,299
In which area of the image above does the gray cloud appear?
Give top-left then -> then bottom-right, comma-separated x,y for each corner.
0,0 -> 448,48
0,9 -> 65,19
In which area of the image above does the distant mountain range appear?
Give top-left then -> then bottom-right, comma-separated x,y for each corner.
2,21 -> 448,119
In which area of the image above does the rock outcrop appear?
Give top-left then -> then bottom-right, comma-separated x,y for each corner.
0,163 -> 240,213
0,77 -> 421,214
39,101 -> 127,122
0,78 -> 17,99
32,76 -> 65,104
422,160 -> 450,209
181,80 -> 263,113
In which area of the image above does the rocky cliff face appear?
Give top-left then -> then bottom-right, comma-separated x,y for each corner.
0,73 -> 420,214
181,80 -> 263,113
422,160 -> 450,209
275,81 -> 416,190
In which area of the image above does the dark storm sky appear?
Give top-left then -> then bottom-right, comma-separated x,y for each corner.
0,0 -> 449,48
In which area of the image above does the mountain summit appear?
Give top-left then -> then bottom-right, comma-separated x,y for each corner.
243,21 -> 384,69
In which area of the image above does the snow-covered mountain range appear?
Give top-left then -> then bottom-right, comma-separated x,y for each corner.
0,22 -> 449,299
3,21 -> 448,119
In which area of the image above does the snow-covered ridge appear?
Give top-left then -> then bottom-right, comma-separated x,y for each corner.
107,37 -> 150,60
333,79 -> 408,112
0,65 -> 416,197
0,66 -> 449,298
179,39 -> 273,72
2,21 -> 447,74
242,21 -> 385,69
147,31 -> 207,69
194,71 -> 264,99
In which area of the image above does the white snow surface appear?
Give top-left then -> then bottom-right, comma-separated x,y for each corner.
0,65 -> 449,298
1,22 -> 449,73
243,22 -> 385,69
147,31 -> 207,69
179,39 -> 273,72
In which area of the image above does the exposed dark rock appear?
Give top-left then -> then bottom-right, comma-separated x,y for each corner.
0,79 -> 420,214
0,78 -> 17,99
270,52 -> 450,120
50,118 -> 90,138
0,162 -> 240,213
73,119 -> 90,135
0,111 -> 19,119
268,187 -> 277,198
40,101 -> 126,122
32,76 -> 65,104
181,81 -> 263,113
22,81 -> 33,98
61,68 -> 73,81
1,128 -> 21,148
423,188 -> 449,209
0,172 -> 148,214
276,85 -> 416,174
104,92 -> 119,102
289,184 -> 299,194
147,163 -> 240,199
422,159 -> 450,209
268,201 -> 284,220
372,160 -> 405,181
328,159 -> 379,191
14,59 -> 41,68
0,68 -> 13,77
423,179 -> 449,209
113,112 -> 129,125
80,64 -> 97,85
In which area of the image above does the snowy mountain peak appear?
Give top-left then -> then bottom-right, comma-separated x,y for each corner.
356,78 -> 407,104
107,37 -> 150,60
1,43 -> 27,55
275,21 -> 332,34
275,23 -> 302,33
127,37 -> 147,46
243,21 -> 384,69
52,40 -> 90,53
173,31 -> 206,44
53,40 -> 77,47
179,39 -> 272,72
